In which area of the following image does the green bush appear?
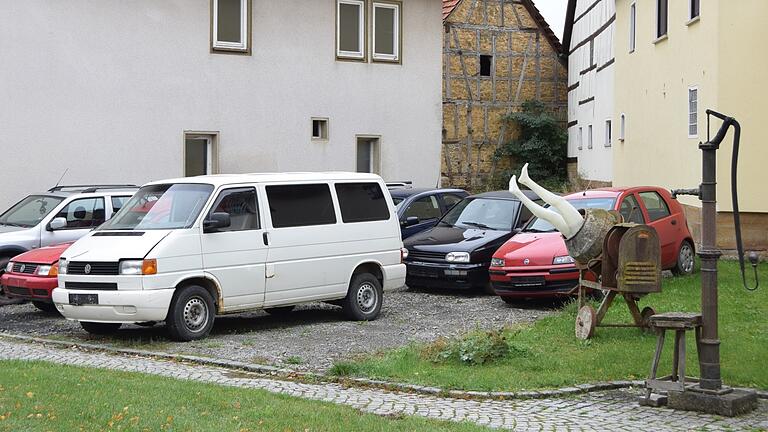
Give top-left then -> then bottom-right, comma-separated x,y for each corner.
329,361 -> 361,377
422,329 -> 528,366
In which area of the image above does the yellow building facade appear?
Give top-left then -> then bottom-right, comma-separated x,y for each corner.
613,0 -> 768,253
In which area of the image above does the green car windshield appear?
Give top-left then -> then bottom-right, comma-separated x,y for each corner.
0,195 -> 64,228
525,197 -> 617,233
100,184 -> 214,230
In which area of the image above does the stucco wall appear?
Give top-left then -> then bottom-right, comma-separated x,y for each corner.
0,0 -> 443,208
566,0 -> 615,184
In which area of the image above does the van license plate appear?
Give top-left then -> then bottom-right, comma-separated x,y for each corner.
69,294 -> 99,306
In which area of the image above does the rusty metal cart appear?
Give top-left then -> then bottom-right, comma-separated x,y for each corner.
573,223 -> 662,340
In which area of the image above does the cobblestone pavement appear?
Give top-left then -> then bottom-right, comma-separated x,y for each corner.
1,340 -> 766,431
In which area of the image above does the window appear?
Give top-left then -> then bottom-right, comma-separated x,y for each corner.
404,196 -> 441,221
578,127 -> 583,150
479,55 -> 492,77
54,198 -> 106,229
605,119 -> 612,147
337,0 -> 365,60
620,113 -> 626,141
185,133 -> 218,177
101,184 -> 214,231
688,87 -> 698,137
619,195 -> 645,224
588,125 -> 593,149
689,0 -> 700,21
441,194 -> 463,210
629,2 -> 636,52
373,2 -> 400,62
312,118 -> 329,140
356,137 -> 380,174
0,195 -> 63,228
335,182 -> 390,223
111,196 -> 131,216
441,198 -> 520,231
639,191 -> 671,222
212,0 -> 249,53
266,184 -> 336,228
656,0 -> 668,40
208,188 -> 260,232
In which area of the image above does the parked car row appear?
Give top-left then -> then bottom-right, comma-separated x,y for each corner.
0,176 -> 695,342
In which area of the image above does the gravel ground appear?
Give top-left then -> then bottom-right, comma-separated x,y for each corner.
0,286 -> 553,372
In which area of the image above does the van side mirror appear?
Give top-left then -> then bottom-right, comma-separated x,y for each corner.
203,212 -> 231,233
402,216 -> 419,227
48,217 -> 67,231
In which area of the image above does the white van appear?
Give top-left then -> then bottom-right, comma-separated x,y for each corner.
52,173 -> 407,341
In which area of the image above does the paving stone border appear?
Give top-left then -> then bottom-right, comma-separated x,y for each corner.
2,332 -> 766,402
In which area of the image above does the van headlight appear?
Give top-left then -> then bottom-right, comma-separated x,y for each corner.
445,252 -> 470,263
553,255 -> 575,265
490,257 -> 505,267
119,259 -> 157,275
58,259 -> 67,274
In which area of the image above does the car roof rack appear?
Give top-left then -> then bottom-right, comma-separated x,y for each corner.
386,181 -> 413,190
47,184 -> 139,193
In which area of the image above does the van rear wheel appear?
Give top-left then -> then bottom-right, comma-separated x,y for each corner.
166,285 -> 216,342
342,273 -> 383,321
80,321 -> 121,335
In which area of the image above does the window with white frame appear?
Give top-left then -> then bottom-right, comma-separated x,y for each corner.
629,2 -> 636,52
312,118 -> 329,140
212,0 -> 249,52
688,87 -> 698,137
337,0 -> 366,60
689,0 -> 700,21
620,113 -> 626,141
588,125 -> 593,149
578,127 -> 583,150
373,2 -> 400,62
656,0 -> 668,40
605,120 -> 612,147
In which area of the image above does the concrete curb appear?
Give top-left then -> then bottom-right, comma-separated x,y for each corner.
2,332 -> 766,401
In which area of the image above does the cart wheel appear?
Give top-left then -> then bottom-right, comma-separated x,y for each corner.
575,305 -> 597,340
641,306 -> 656,332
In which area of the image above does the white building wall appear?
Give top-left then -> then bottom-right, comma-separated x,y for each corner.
567,0 -> 615,182
0,0 -> 443,208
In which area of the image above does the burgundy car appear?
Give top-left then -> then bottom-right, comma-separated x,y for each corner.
489,187 -> 695,301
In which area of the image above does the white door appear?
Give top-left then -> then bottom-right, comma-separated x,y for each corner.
200,187 -> 267,308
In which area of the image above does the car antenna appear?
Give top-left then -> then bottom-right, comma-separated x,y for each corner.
582,178 -> 593,196
53,168 -> 69,190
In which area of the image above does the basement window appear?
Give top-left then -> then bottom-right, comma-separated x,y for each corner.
373,2 -> 401,62
312,118 -> 329,140
688,87 -> 698,138
212,0 -> 249,53
337,0 -> 366,60
480,55 -> 492,77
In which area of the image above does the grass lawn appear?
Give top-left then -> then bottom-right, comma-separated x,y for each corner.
340,261 -> 767,392
0,361 -> 490,432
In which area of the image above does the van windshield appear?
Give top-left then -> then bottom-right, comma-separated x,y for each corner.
0,195 -> 64,228
100,184 -> 213,230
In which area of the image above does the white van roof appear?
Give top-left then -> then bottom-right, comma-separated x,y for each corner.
144,172 -> 383,187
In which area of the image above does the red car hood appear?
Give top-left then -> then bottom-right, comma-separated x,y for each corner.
494,232 -> 569,266
11,242 -> 73,265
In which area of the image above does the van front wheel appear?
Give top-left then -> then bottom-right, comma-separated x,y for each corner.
166,285 -> 216,342
342,273 -> 383,321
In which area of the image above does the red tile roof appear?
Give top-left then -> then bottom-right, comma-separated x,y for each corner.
442,0 -> 461,20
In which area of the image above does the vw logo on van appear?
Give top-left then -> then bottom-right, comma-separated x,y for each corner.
84,264 -> 92,275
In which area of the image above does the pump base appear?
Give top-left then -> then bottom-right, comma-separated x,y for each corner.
667,387 -> 757,417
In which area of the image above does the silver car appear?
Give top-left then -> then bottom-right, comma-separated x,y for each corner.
0,185 -> 138,285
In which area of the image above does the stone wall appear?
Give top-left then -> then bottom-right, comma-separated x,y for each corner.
442,0 -> 568,190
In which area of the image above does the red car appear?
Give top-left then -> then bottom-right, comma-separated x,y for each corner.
489,187 -> 695,301
1,242 -> 72,314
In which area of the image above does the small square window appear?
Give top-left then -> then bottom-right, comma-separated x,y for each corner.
212,0 -> 249,53
480,55 -> 492,77
312,118 -> 329,140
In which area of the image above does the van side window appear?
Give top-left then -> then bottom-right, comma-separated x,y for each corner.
335,182 -> 390,223
266,184 -> 337,228
208,187 -> 260,231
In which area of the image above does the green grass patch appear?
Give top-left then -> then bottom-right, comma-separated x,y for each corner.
346,261 -> 768,392
0,360 -> 489,432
